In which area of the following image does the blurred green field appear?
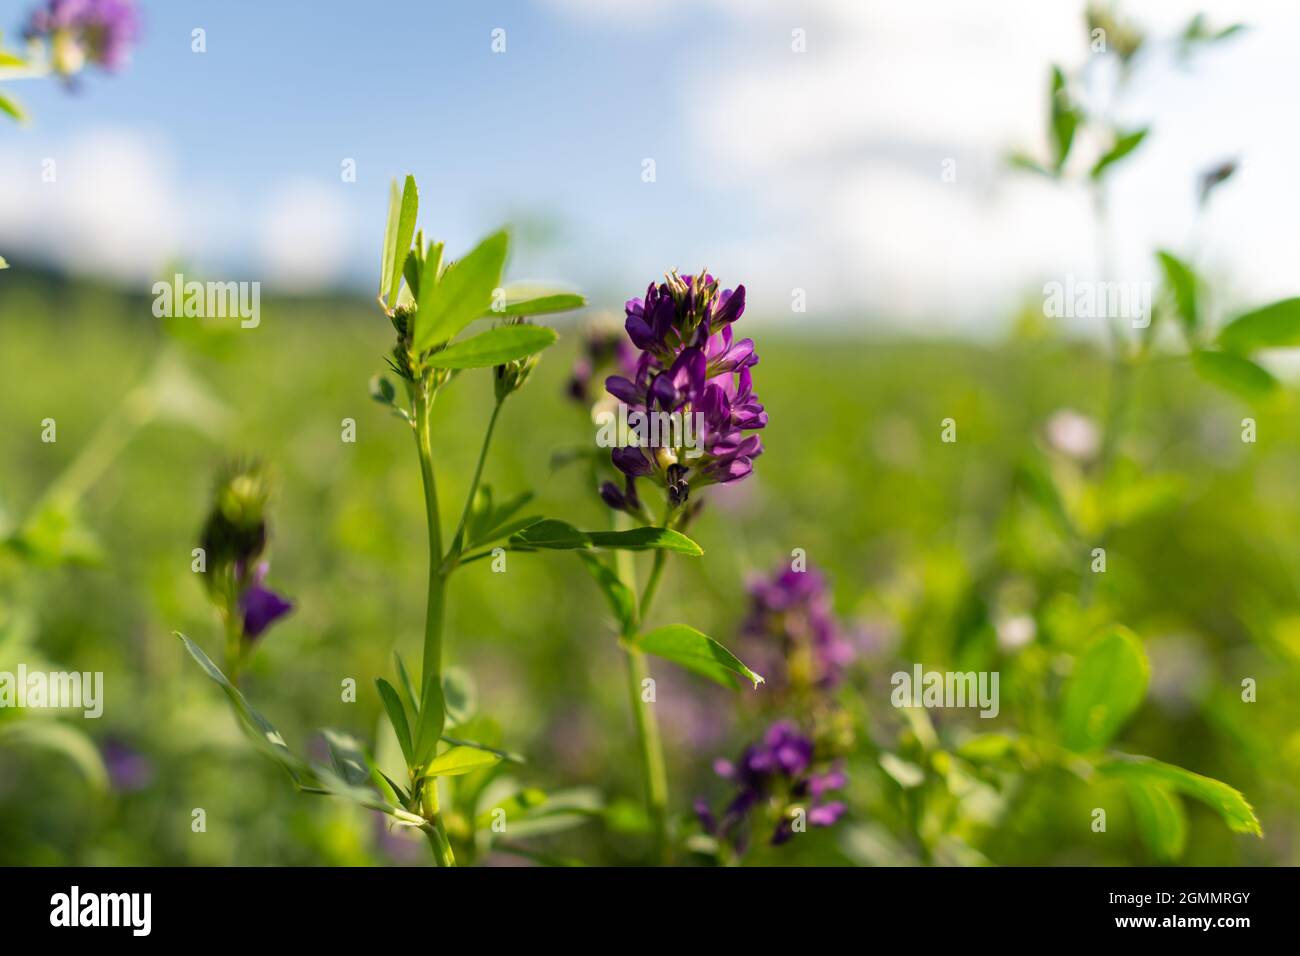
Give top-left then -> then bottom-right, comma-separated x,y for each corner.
1,270 -> 1297,865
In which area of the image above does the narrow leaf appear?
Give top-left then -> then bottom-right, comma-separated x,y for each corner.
421,745 -> 503,778
1218,297 -> 1300,353
376,678 -> 413,766
588,527 -> 703,556
1191,349 -> 1278,403
424,323 -> 557,369
633,624 -> 764,690
577,552 -> 636,634
175,632 -> 311,785
1090,127 -> 1148,180
385,175 -> 418,307
1155,249 -> 1198,334
481,286 -> 586,318
378,179 -> 401,298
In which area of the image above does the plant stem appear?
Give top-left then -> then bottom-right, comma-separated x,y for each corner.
622,643 -> 669,861
448,398 -> 504,559
413,388 -> 447,726
640,550 -> 667,622
614,527 -> 670,863
422,820 -> 455,867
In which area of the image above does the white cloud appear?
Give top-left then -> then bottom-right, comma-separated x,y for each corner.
669,0 -> 1300,328
257,180 -> 350,292
0,129 -> 182,284
0,129 -> 353,292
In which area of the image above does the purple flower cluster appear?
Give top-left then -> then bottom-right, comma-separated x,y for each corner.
24,0 -> 138,74
696,720 -> 847,851
199,462 -> 294,645
603,271 -> 766,510
742,563 -> 855,692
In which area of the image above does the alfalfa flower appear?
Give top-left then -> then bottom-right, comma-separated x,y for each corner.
696,719 -> 847,852
604,270 -> 765,512
23,0 -> 139,77
198,461 -> 293,664
741,562 -> 855,693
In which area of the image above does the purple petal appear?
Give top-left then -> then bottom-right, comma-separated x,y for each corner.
240,583 -> 294,640
612,446 -> 653,477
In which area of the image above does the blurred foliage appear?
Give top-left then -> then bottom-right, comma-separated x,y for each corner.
0,264 -> 1296,865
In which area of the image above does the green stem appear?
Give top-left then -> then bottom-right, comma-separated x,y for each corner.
448,399 -> 504,559
640,549 -> 667,622
422,821 -> 455,867
413,389 -> 446,723
615,531 -> 670,863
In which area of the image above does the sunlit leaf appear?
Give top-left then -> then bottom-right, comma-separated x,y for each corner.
424,323 -> 557,369
1191,349 -> 1278,404
414,230 -> 508,350
1098,754 -> 1261,837
1060,626 -> 1148,752
632,624 -> 763,690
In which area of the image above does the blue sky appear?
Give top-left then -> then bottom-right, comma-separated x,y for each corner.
4,1 -> 1300,332
4,0 -> 766,306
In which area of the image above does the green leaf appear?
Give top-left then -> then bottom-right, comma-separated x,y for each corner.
413,673 -> 446,767
368,373 -> 397,406
481,285 -> 586,318
1049,65 -> 1079,172
1126,780 -> 1187,861
507,519 -> 703,556
1090,127 -> 1148,180
1218,297 -> 1300,353
385,175 -> 418,308
1060,626 -> 1149,752
1155,250 -> 1198,334
424,323 -> 557,369
468,490 -> 535,547
1098,754 -> 1262,837
1191,349 -> 1278,404
576,553 -> 636,634
322,729 -> 371,786
394,651 -> 418,716
414,230 -> 509,351
439,734 -> 524,765
633,624 -> 764,690
175,632 -> 313,786
0,720 -> 108,790
587,527 -> 703,555
378,179 -> 401,300
508,518 -> 590,550
375,678 -> 413,766
421,745 -> 503,778
0,255 -> 8,269
0,91 -> 26,124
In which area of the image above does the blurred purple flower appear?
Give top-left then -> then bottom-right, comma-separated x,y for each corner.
697,720 -> 847,851
237,561 -> 293,641
567,325 -> 637,404
742,562 -> 854,692
24,0 -> 139,74
100,737 -> 154,793
604,271 -> 766,510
